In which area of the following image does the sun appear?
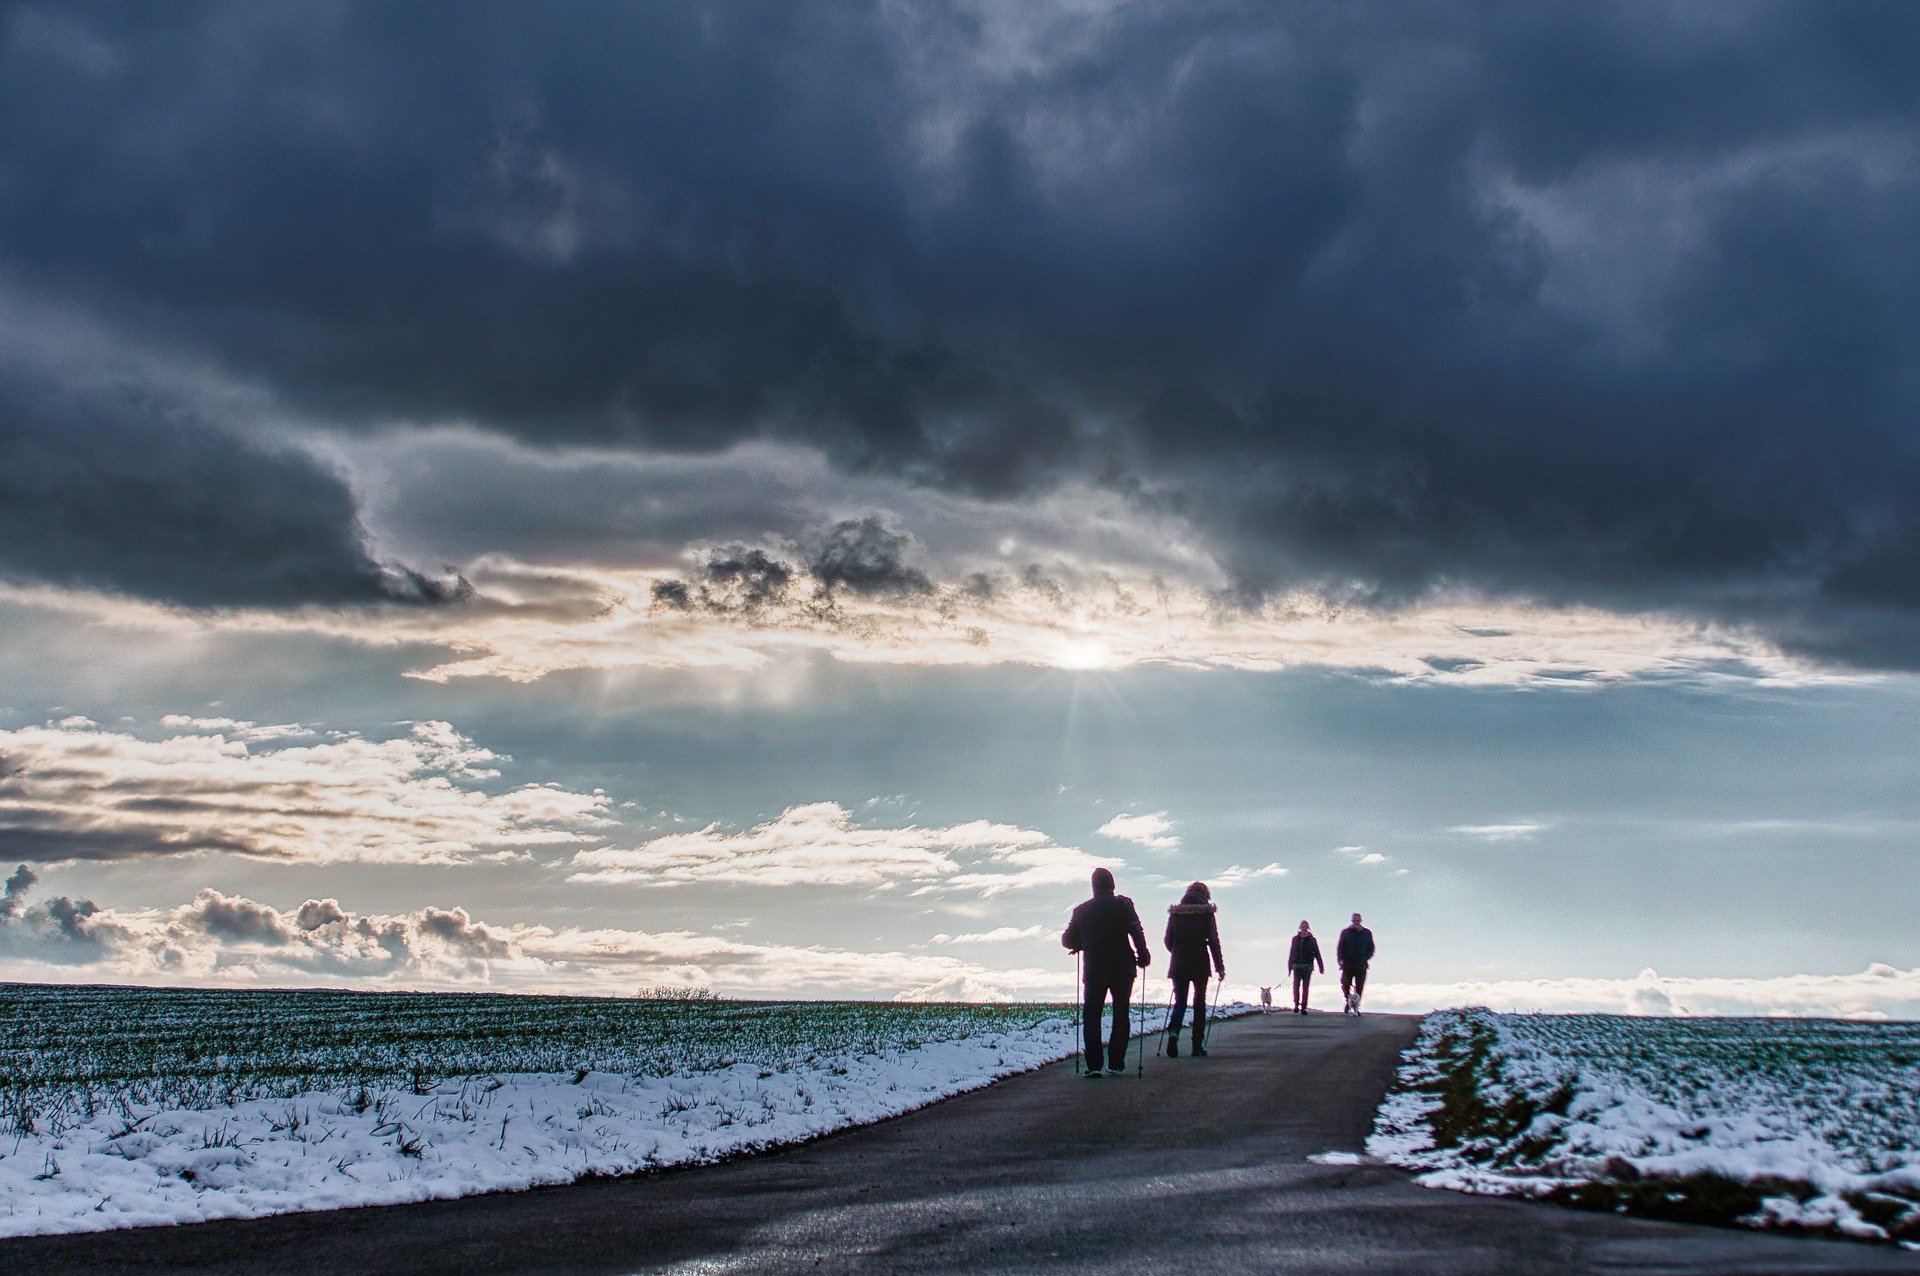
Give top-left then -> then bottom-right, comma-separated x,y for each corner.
1055,637 -> 1117,670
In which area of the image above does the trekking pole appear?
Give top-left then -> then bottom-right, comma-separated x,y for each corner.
1134,991 -> 1145,1078
1206,976 -> 1223,1050
1072,951 -> 1082,1076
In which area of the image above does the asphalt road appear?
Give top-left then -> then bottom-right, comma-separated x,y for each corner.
5,1011 -> 1916,1274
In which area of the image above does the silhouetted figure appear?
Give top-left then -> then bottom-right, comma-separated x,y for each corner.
1287,919 -> 1323,1013
1337,912 -> 1376,1015
1062,867 -> 1151,1076
1163,881 -> 1225,1057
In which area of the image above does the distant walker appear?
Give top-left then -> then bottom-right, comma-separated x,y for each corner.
1287,919 -> 1324,1014
1337,913 -> 1376,1016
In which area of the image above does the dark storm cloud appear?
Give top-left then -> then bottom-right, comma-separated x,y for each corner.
694,546 -> 798,609
5,3 -> 1920,660
649,543 -> 797,614
0,369 -> 467,606
650,515 -> 932,614
807,517 -> 933,598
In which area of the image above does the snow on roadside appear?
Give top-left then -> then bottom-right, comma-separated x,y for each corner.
0,1023 -> 1073,1237
0,1004 -> 1257,1237
1367,1007 -> 1920,1245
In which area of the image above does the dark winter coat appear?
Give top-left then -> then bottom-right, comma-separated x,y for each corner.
1163,903 -> 1224,983
1062,892 -> 1151,978
1288,932 -> 1324,973
1337,924 -> 1376,970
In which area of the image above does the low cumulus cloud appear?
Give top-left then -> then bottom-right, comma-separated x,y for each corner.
13,863 -> 1914,1011
0,717 -> 612,864
1096,811 -> 1180,850
927,925 -> 1049,945
1213,862 -> 1287,888
0,868 -> 1054,998
1368,965 -> 1920,1021
0,863 -> 133,963
569,801 -> 1107,896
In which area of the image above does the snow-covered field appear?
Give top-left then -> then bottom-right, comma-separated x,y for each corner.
1369,1008 -> 1920,1246
0,984 -> 1103,1237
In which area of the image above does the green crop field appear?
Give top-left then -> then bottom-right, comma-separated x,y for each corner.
0,982 -> 1068,1136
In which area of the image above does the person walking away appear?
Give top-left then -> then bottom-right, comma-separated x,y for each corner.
1287,919 -> 1323,1014
1163,881 -> 1225,1057
1062,867 -> 1151,1077
1337,912 -> 1376,1015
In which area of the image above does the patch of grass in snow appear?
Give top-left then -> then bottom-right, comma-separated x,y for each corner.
1372,1008 -> 1920,1246
1419,1010 -> 1576,1160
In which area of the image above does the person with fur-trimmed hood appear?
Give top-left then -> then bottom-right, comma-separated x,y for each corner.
1163,881 -> 1225,1057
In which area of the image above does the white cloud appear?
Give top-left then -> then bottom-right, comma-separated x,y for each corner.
928,925 -> 1048,944
1214,862 -> 1288,887
158,715 -> 315,743
570,802 -> 1106,895
0,718 -> 612,865
1449,823 -> 1546,841
1096,811 -> 1179,849
1366,964 -> 1920,1020
0,555 -> 1839,690
0,870 -> 1061,999
893,973 -> 1018,1002
1356,852 -> 1388,865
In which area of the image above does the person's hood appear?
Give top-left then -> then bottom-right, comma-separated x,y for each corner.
1167,903 -> 1216,916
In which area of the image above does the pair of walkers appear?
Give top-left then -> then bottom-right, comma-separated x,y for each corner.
1283,914 -> 1375,1014
1061,869 -> 1223,1076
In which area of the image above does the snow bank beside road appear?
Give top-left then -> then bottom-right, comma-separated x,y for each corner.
1368,1008 -> 1920,1245
0,1000 -> 1257,1238
0,1026 -> 1070,1237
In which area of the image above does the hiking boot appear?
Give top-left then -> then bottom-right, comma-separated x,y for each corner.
1083,1067 -> 1104,1079
1192,1044 -> 1209,1057
1165,1036 -> 1178,1057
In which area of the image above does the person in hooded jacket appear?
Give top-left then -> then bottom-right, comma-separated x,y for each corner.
1287,919 -> 1324,1014
1162,881 -> 1225,1057
1061,867 -> 1151,1077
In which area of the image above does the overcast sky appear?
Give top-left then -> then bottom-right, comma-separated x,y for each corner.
3,1 -> 1919,1015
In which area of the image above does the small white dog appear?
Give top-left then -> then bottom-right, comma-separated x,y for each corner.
1259,985 -> 1273,1013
